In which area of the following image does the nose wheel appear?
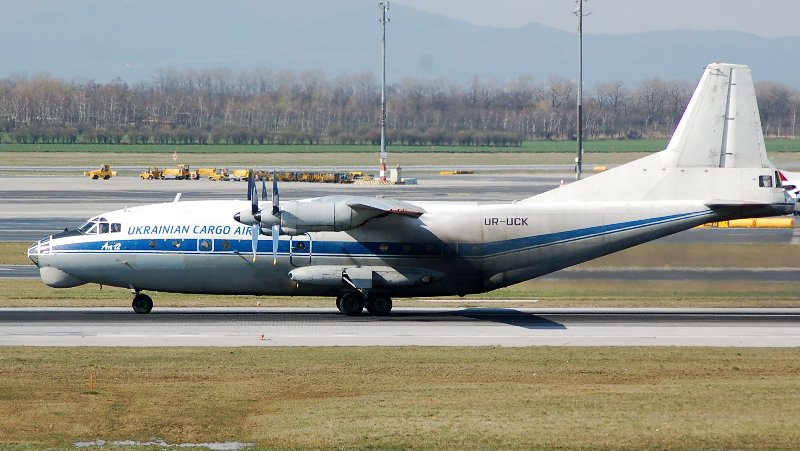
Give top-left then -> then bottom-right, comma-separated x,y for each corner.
132,293 -> 153,314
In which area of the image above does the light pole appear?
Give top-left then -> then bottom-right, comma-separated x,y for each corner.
378,1 -> 390,182
575,0 -> 589,180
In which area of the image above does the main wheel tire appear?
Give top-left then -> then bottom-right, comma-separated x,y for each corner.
366,296 -> 392,316
131,294 -> 153,314
335,295 -> 344,314
339,292 -> 364,316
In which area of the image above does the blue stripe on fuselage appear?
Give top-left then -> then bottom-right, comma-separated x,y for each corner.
48,211 -> 710,259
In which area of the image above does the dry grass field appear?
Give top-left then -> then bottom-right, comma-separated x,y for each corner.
1,148 -> 799,170
0,347 -> 798,449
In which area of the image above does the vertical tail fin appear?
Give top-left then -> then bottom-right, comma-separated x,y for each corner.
666,63 -> 770,169
524,63 -> 787,207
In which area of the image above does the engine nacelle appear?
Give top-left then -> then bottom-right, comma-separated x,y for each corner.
262,200 -> 384,235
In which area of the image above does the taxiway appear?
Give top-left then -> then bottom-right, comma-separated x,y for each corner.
1,307 -> 798,347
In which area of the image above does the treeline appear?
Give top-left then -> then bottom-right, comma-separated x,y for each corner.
1,68 -> 798,146
6,122 -> 524,147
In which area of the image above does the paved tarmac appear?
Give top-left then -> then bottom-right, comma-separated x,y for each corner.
1,307 -> 798,347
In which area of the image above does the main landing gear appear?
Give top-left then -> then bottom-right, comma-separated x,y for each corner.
336,291 -> 392,316
131,293 -> 153,314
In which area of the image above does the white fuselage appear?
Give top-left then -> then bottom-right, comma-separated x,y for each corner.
27,189 -> 786,298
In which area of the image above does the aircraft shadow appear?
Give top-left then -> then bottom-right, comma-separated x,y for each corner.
453,308 -> 566,330
0,308 -> 566,329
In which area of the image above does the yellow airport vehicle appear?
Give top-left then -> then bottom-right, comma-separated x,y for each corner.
439,170 -> 474,175
84,164 -> 118,180
161,164 -> 195,180
230,169 -> 251,181
139,167 -> 163,180
197,167 -> 229,181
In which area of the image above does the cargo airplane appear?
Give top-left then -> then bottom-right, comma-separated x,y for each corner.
27,63 -> 795,315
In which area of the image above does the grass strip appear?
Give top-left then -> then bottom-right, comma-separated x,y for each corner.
0,347 -> 797,448
0,243 -> 32,265
2,279 -> 799,309
0,150 -> 639,168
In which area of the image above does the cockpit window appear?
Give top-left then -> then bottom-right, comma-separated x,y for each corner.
78,217 -> 120,235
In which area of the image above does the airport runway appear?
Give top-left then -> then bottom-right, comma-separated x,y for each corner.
1,307 -> 798,347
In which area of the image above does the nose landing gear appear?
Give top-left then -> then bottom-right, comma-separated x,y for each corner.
131,293 -> 153,314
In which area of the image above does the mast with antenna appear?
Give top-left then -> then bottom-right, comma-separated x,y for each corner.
378,1 -> 390,182
575,0 -> 589,180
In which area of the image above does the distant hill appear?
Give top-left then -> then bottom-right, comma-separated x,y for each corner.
3,0 -> 799,87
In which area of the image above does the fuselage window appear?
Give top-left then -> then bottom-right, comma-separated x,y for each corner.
759,175 -> 773,187
148,240 -> 157,249
111,223 -> 121,233
221,240 -> 231,250
199,239 -> 211,251
99,223 -> 110,234
172,239 -> 181,249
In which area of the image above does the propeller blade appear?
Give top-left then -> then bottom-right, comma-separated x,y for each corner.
251,224 -> 259,262
261,178 -> 268,201
272,173 -> 280,215
272,223 -> 280,265
251,181 -> 258,215
246,170 -> 254,201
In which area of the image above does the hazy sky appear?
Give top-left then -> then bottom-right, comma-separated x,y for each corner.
392,0 -> 800,38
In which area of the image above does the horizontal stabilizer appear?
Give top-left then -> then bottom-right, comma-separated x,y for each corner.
704,200 -> 771,207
